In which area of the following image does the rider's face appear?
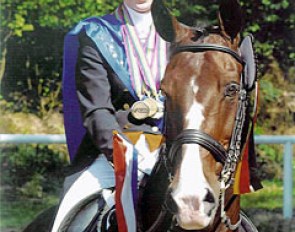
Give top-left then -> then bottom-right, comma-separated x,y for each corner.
124,0 -> 153,13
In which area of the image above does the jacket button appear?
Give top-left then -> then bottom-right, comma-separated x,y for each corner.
124,123 -> 131,129
123,103 -> 130,110
152,126 -> 159,132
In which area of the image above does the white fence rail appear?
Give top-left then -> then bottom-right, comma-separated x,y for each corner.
254,135 -> 295,220
0,134 -> 294,219
0,134 -> 66,144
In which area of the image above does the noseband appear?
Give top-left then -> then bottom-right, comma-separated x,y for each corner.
162,43 -> 251,231
167,129 -> 227,164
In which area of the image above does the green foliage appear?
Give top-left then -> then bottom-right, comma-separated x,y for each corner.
260,79 -> 282,103
0,111 -> 65,135
256,144 -> 283,180
256,58 -> 295,135
0,189 -> 58,229
164,0 -> 295,71
0,0 -> 120,113
240,0 -> 295,71
0,144 -> 67,192
241,179 -> 287,209
0,143 -> 66,229
1,0 -> 294,114
19,174 -> 45,198
1,0 -> 119,35
0,1 -> 34,38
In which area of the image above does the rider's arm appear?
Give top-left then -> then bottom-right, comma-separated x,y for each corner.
75,31 -> 122,159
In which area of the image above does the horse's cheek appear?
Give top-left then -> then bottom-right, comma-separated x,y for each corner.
203,155 -> 220,190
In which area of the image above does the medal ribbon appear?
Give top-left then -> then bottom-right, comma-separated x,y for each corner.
115,5 -> 167,100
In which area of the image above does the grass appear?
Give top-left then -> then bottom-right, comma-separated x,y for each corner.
241,179 -> 295,210
0,179 -> 294,230
0,191 -> 59,230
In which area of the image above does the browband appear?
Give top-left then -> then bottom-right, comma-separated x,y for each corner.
173,44 -> 244,65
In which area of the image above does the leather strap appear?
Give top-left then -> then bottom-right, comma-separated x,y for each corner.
174,44 -> 244,65
167,129 -> 227,164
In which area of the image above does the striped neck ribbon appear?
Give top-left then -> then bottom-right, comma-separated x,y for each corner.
115,4 -> 167,100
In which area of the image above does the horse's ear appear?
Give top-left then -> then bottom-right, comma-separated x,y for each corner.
152,0 -> 190,43
218,0 -> 243,41
151,0 -> 175,42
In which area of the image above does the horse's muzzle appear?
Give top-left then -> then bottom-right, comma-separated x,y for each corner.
169,188 -> 217,230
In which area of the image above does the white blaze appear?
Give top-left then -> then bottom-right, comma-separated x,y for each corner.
171,80 -> 213,229
173,98 -> 206,196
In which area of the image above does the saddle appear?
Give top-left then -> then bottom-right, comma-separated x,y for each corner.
239,211 -> 258,232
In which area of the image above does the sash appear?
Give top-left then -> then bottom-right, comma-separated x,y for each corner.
63,13 -> 167,161
63,15 -> 137,161
113,131 -> 165,232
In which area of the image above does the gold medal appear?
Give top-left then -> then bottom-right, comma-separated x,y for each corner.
144,98 -> 159,117
131,98 -> 164,120
131,101 -> 150,120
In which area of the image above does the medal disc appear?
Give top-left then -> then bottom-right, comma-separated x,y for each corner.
131,98 -> 164,120
131,101 -> 150,120
144,98 -> 159,117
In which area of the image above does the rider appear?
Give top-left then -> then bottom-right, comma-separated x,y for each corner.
51,0 -> 169,231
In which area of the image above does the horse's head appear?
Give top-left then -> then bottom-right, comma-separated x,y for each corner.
152,0 -> 246,230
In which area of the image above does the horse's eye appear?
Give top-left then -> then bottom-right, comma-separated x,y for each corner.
224,83 -> 240,97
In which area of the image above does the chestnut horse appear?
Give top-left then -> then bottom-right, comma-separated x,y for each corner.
23,0 -> 259,231
140,0 -> 258,231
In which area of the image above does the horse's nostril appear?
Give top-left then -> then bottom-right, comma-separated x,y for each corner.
203,189 -> 215,204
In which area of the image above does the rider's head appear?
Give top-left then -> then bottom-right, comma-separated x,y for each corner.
124,0 -> 153,13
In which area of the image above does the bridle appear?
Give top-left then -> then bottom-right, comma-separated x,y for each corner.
173,44 -> 244,64
147,43 -> 255,232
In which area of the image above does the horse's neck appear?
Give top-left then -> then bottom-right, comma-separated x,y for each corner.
139,163 -> 172,231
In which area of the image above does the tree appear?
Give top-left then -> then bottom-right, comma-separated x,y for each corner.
0,0 -> 120,114
0,0 -> 294,115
